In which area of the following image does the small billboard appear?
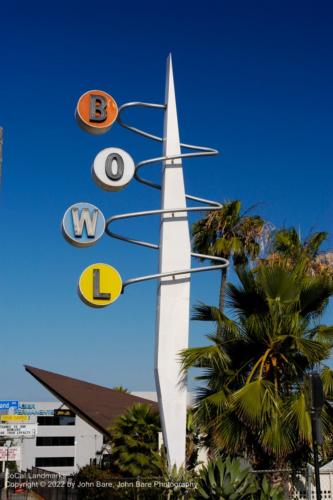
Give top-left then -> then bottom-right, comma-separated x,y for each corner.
0,424 -> 37,438
0,446 -> 21,461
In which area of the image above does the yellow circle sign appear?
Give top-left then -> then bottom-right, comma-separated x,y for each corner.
78,263 -> 122,308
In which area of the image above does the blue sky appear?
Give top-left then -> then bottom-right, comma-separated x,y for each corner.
0,0 -> 332,400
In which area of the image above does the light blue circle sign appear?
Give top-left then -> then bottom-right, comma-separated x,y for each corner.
62,202 -> 106,247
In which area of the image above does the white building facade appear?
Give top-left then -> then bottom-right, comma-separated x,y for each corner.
7,402 -> 103,476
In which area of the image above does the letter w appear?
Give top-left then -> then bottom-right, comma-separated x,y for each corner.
71,208 -> 98,238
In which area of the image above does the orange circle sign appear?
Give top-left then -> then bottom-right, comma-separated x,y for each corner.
76,90 -> 118,135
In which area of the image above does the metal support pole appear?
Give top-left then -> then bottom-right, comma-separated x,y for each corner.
18,437 -> 23,473
306,463 -> 313,500
4,466 -> 8,492
65,475 -> 68,500
311,413 -> 321,500
155,55 -> 191,470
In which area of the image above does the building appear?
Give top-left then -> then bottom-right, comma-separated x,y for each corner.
0,367 -> 158,476
132,392 -> 194,406
16,401 -> 103,476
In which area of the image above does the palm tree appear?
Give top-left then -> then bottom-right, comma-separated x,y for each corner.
262,228 -> 333,279
192,200 -> 266,311
273,227 -> 327,259
108,403 -> 161,477
186,408 -> 205,469
180,264 -> 333,470
112,386 -> 130,393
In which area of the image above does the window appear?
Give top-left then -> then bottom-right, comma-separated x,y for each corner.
37,416 -> 75,426
35,457 -> 74,467
36,436 -> 75,446
101,454 -> 112,470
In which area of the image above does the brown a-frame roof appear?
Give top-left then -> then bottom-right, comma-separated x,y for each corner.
25,365 -> 158,437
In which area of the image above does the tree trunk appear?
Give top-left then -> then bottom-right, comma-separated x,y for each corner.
219,268 -> 228,312
270,469 -> 292,499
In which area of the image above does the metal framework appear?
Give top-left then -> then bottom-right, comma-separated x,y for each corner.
106,103 -> 229,288
102,57 -> 228,468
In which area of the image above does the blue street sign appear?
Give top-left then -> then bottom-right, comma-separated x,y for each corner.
0,401 -> 18,411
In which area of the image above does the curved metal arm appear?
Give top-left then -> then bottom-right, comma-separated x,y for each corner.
117,102 -> 166,143
104,101 -> 223,250
105,203 -> 223,250
117,102 -> 219,194
122,254 -> 229,291
107,100 -> 229,291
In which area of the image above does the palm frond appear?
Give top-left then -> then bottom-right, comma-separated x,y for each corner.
305,231 -> 328,256
179,344 -> 230,375
192,303 -> 222,322
299,278 -> 333,318
231,380 -> 279,428
321,366 -> 333,399
260,418 -> 295,457
284,391 -> 311,443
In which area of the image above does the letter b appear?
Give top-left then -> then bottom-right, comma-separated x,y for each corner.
89,94 -> 107,122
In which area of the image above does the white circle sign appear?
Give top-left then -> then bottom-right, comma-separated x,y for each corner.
92,147 -> 135,192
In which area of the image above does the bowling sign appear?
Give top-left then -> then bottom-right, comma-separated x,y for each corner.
76,90 -> 118,135
78,263 -> 122,307
92,147 -> 135,191
62,202 -> 105,247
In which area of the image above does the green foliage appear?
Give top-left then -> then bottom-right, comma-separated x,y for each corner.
192,200 -> 266,310
74,462 -> 196,499
272,228 -> 327,261
108,403 -> 161,477
186,408 -> 205,470
181,264 -> 333,468
192,200 -> 265,263
262,227 -> 333,279
155,453 -> 197,499
112,386 -> 130,393
257,476 -> 284,499
195,457 -> 284,500
72,460 -> 284,500
73,465 -> 119,499
196,457 -> 258,499
6,460 -> 17,473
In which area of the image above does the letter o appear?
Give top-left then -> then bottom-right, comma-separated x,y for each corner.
105,153 -> 124,181
92,148 -> 135,192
